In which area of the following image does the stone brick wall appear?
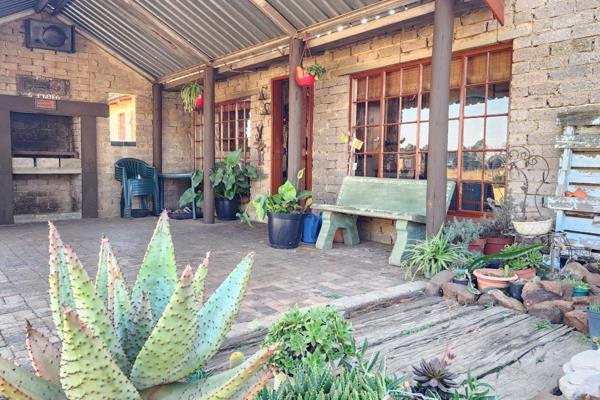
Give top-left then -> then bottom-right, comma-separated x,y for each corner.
0,13 -> 153,218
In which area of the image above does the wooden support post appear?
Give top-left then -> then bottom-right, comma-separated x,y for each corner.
152,82 -> 163,173
0,110 -> 13,225
202,66 -> 216,224
80,116 -> 98,218
288,37 -> 303,187
426,0 -> 455,237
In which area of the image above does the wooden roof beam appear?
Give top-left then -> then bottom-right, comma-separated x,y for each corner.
49,0 -> 72,15
119,0 -> 211,63
34,0 -> 49,13
250,0 -> 296,35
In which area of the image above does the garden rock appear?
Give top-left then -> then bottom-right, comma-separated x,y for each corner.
441,282 -> 476,305
522,281 -> 561,309
564,262 -> 589,281
477,293 -> 496,306
585,262 -> 600,274
540,280 -> 565,297
426,270 -> 455,296
585,272 -> 600,287
528,300 -> 571,323
489,289 -> 526,313
573,296 -> 600,306
564,310 -> 589,334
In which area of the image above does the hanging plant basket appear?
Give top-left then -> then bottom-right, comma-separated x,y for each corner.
295,66 -> 315,87
194,93 -> 204,110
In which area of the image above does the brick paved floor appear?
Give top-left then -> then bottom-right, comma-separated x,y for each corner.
0,216 -> 405,366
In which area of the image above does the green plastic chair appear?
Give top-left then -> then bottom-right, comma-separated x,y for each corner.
114,158 -> 159,218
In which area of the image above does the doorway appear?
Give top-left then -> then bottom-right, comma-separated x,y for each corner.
271,77 -> 313,193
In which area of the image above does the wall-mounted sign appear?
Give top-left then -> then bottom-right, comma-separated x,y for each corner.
17,75 -> 70,99
34,98 -> 57,111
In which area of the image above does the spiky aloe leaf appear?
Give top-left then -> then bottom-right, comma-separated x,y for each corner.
194,255 -> 209,304
113,279 -> 132,346
25,322 -> 60,385
467,243 -> 544,271
0,356 -> 66,400
132,211 -> 178,325
62,245 -> 131,375
95,236 -> 113,307
139,345 -> 277,400
175,253 -> 254,379
60,309 -> 141,400
125,293 -> 153,363
130,265 -> 200,389
48,222 -> 76,338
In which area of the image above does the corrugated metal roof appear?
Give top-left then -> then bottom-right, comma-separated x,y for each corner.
0,0 -> 36,18
267,0 -> 380,29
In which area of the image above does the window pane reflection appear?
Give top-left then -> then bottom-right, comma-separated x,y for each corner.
366,127 -> 380,152
447,152 -> 458,180
400,154 -> 416,179
419,122 -> 429,151
401,95 -> 418,121
448,120 -> 459,151
486,116 -> 508,149
400,123 -> 417,151
465,86 -> 486,116
463,118 -> 484,150
461,182 -> 482,211
383,154 -> 397,178
462,152 -> 483,180
484,151 -> 506,181
384,125 -> 398,152
488,82 -> 509,115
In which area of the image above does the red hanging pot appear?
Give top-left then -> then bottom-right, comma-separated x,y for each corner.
295,66 -> 315,87
194,93 -> 204,110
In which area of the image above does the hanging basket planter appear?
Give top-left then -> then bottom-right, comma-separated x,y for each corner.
194,93 -> 204,110
295,66 -> 316,87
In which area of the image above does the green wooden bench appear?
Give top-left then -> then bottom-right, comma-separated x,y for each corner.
313,177 -> 455,266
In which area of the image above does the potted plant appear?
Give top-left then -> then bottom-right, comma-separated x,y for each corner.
209,149 -> 258,221
252,170 -> 312,249
295,64 -> 326,87
509,279 -> 526,301
180,81 -> 204,113
473,267 -> 518,291
173,169 -> 203,219
443,217 -> 486,253
562,279 -> 591,297
503,243 -> 543,280
588,303 -> 600,343
401,230 -> 468,279
481,199 -> 515,254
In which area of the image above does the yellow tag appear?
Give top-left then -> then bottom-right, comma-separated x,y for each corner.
351,138 -> 364,150
339,132 -> 349,143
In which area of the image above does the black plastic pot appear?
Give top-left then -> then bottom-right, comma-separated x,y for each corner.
509,281 -> 525,301
452,276 -> 469,286
215,196 -> 240,221
267,212 -> 302,249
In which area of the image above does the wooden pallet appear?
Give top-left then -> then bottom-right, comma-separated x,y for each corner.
211,296 -> 586,399
548,111 -> 600,253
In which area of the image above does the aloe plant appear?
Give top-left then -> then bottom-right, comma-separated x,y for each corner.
0,212 -> 275,400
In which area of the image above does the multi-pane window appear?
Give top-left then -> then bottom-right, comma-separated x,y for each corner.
350,46 -> 511,214
215,99 -> 251,161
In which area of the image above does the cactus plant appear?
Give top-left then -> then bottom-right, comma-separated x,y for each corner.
0,211 -> 275,400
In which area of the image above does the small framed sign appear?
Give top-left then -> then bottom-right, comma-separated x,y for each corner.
34,98 -> 57,111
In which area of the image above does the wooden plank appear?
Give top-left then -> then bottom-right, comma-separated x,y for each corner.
0,9 -> 35,26
565,231 -> 600,251
80,116 -> 98,219
484,0 -> 504,25
12,168 -> 81,175
288,37 -> 303,188
152,83 -> 163,173
0,94 -> 108,117
34,0 -> 49,13
557,105 -> 600,127
566,184 -> 600,198
556,148 -> 572,195
0,110 -> 14,225
250,0 -> 296,35
50,0 -> 72,15
202,66 -> 215,224
570,153 -> 600,168
566,169 -> 600,184
548,196 -> 600,213
562,215 -> 600,235
555,133 -> 600,149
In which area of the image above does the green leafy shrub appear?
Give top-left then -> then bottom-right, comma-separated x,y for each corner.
255,344 -> 406,400
178,169 -> 204,209
262,306 -> 354,375
561,279 -> 591,290
180,81 -> 203,113
305,64 -> 327,80
209,148 -> 257,200
443,218 -> 484,247
467,243 -> 544,271
451,372 -> 496,400
503,243 -> 543,271
251,169 -> 312,221
401,230 -> 467,279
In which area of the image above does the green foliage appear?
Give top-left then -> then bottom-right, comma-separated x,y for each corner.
467,243 -> 544,271
561,279 -> 591,290
255,344 -> 407,400
503,244 -> 543,271
443,218 -> 484,248
0,212 -> 272,400
532,319 -> 553,330
251,169 -> 312,221
412,358 -> 460,399
481,199 -> 515,237
305,64 -> 327,80
450,372 -> 496,400
178,169 -> 204,209
209,149 -> 258,200
180,81 -> 203,113
262,306 -> 355,376
401,230 -> 468,279
589,303 -> 600,313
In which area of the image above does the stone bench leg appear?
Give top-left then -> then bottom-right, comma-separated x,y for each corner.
315,211 -> 360,250
389,220 -> 426,266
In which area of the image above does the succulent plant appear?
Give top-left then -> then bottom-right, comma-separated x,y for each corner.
412,358 -> 460,399
0,211 -> 275,400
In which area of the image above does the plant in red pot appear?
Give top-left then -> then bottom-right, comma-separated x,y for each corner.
295,64 -> 326,87
481,199 -> 515,255
443,217 -> 486,253
180,81 -> 203,113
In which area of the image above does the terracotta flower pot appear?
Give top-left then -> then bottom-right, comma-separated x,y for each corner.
467,238 -> 487,253
295,67 -> 315,87
514,267 -> 536,280
483,235 -> 515,255
473,268 -> 518,291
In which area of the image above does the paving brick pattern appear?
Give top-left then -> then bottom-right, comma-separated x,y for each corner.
0,217 -> 405,367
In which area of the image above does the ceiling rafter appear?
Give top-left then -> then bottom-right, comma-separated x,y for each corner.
50,0 -> 72,15
249,0 -> 296,35
119,0 -> 211,63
